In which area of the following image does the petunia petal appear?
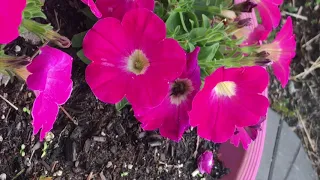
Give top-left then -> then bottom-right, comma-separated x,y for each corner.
257,0 -> 281,30
83,17 -> 130,64
272,58 -> 291,87
86,62 -> 128,104
0,0 -> 26,44
230,127 -> 252,150
146,38 -> 186,81
190,89 -> 237,143
81,0 -> 102,18
122,9 -> 166,48
126,74 -> 169,108
96,0 -> 154,20
32,93 -> 59,141
159,102 -> 190,141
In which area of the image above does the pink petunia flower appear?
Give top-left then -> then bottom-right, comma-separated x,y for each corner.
243,25 -> 269,45
198,151 -> 214,174
82,0 -> 154,20
189,66 -> 269,143
251,0 -> 283,30
83,9 -> 186,108
0,0 -> 26,44
133,47 -> 201,141
258,17 -> 296,87
81,0 -> 102,18
27,46 -> 73,140
230,116 -> 265,149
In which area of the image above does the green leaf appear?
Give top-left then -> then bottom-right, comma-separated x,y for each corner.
198,43 -> 219,62
80,7 -> 98,21
166,11 -> 199,35
166,12 -> 183,34
76,49 -> 91,64
115,98 -> 129,112
155,2 -> 166,19
23,0 -> 46,20
202,14 -> 211,28
72,31 -> 87,48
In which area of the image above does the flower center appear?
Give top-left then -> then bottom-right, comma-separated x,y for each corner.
127,50 -> 150,75
214,81 -> 236,97
258,42 -> 281,62
170,79 -> 194,105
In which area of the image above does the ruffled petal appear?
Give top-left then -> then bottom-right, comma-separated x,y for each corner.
223,66 -> 269,93
32,93 -> 59,141
83,18 -> 130,64
272,58 -> 291,87
230,127 -> 252,150
257,0 -> 281,30
146,38 -> 186,81
159,102 -> 190,141
122,9 -> 166,48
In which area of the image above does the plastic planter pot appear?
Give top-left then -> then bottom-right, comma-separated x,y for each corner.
219,1 -> 267,179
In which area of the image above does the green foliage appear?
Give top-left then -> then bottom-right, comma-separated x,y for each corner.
283,4 -> 298,13
120,172 -> 129,177
76,49 -> 91,65
41,142 -> 49,158
23,0 -> 46,20
72,31 -> 88,48
115,98 -> 129,112
272,100 -> 295,117
23,107 -> 31,115
20,144 -> 26,157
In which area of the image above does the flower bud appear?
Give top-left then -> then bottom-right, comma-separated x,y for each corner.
232,0 -> 257,13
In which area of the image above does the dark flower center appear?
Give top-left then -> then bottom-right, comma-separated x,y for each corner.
169,79 -> 194,105
171,80 -> 188,97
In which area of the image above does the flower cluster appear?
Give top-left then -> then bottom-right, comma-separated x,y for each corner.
1,0 -> 296,152
80,0 -> 296,150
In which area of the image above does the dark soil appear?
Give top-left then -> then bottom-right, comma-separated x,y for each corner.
0,0 -> 229,179
269,0 -> 320,177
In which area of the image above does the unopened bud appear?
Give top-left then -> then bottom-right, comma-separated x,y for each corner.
22,19 -> 71,49
255,59 -> 272,66
256,51 -> 270,58
232,0 -> 257,13
236,18 -> 252,28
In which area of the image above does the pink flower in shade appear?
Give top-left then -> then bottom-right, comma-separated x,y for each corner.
189,66 -> 269,143
83,0 -> 154,20
81,0 -> 102,18
243,25 -> 269,45
252,0 -> 283,30
230,116 -> 265,149
258,17 -> 296,87
133,47 -> 201,141
198,151 -> 214,174
0,0 -> 26,44
83,9 -> 186,108
27,46 -> 73,140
